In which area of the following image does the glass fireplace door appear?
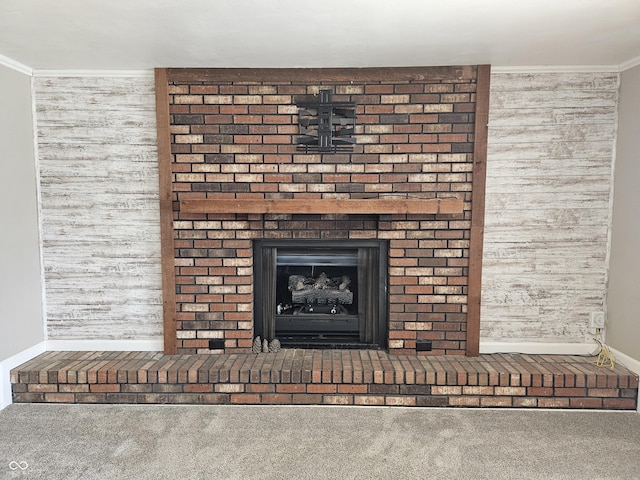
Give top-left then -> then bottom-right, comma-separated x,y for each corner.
254,240 -> 387,349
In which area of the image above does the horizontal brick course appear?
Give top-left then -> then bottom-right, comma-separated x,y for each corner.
11,351 -> 637,410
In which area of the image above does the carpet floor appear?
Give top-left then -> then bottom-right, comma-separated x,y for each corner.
1,404 -> 639,479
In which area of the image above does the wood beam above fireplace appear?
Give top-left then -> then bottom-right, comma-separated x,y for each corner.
179,198 -> 464,215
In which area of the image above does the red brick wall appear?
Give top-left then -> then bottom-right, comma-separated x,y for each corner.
166,67 -> 479,355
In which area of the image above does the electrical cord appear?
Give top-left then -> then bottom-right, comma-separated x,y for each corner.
593,327 -> 616,370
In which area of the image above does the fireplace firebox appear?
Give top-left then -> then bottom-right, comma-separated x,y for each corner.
254,240 -> 388,349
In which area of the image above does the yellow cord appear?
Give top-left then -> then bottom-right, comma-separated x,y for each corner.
593,328 -> 615,370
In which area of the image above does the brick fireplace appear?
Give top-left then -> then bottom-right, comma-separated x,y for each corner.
12,67 -> 639,411
155,66 -> 489,356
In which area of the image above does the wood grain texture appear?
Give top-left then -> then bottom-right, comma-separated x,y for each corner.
481,71 -> 619,344
166,66 -> 477,84
467,65 -> 491,356
180,198 -> 463,215
155,68 -> 177,354
35,75 -> 163,341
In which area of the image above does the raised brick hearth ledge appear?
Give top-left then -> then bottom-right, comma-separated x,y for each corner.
11,351 -> 638,409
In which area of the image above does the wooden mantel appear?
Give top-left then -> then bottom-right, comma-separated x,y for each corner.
180,198 -> 464,215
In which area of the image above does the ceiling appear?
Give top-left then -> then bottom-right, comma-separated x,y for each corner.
1,0 -> 640,72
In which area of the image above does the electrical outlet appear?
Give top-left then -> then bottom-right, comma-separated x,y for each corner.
589,311 -> 605,330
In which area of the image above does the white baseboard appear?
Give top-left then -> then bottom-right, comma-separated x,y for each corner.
1,341 -> 47,410
608,347 -> 640,413
610,347 -> 640,374
480,341 -> 596,355
46,338 -> 164,351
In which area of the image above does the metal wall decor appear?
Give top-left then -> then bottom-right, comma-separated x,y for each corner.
296,90 -> 356,153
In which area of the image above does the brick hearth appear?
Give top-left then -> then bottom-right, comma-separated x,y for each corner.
11,351 -> 638,409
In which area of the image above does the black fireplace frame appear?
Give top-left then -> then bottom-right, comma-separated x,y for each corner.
254,239 -> 388,349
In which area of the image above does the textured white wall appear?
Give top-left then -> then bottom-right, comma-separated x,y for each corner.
481,72 -> 619,344
0,65 -> 44,361
35,76 -> 163,340
33,72 -> 621,346
607,65 -> 640,362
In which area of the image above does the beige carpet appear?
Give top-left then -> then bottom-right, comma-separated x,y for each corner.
1,404 -> 639,479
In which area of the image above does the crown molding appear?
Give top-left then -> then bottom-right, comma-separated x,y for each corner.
492,64 -> 620,74
0,54 -> 33,76
33,69 -> 154,78
2,56 -> 637,77
619,55 -> 640,72
17,64 -> 639,78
